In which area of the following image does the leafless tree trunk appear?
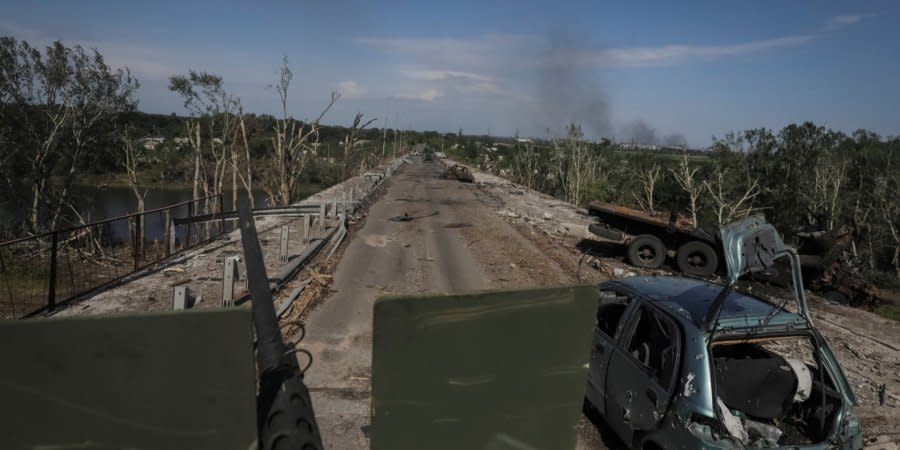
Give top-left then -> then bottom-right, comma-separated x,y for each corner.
806,158 -> 847,230
512,143 -> 540,190
703,167 -> 761,225
234,102 -> 255,209
121,128 -> 148,214
341,112 -> 376,181
551,124 -> 599,206
632,162 -> 662,213
670,151 -> 702,226
267,57 -> 339,206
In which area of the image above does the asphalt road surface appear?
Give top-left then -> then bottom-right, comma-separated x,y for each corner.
301,157 -> 611,449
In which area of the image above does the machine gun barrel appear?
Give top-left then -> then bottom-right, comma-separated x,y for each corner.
238,204 -> 324,450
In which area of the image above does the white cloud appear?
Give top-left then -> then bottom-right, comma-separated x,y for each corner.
356,35 -> 533,68
397,89 -> 442,102
544,35 -> 815,67
401,69 -> 493,82
359,32 -> 819,71
825,14 -> 875,31
337,80 -> 364,97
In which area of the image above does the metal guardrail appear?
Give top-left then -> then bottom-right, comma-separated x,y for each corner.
0,194 -> 227,319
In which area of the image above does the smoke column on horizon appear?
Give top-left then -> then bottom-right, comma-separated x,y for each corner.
533,34 -> 613,139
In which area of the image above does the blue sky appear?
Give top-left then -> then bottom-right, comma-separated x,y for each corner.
1,0 -> 898,146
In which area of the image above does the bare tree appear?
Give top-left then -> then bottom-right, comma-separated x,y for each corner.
873,174 -> 900,279
341,112 -> 376,181
120,128 -> 148,259
512,143 -> 542,190
265,57 -> 339,206
233,101 -> 255,209
670,151 -> 702,226
806,156 -> 847,230
552,124 -> 600,206
632,162 -> 662,213
168,71 -> 239,215
120,128 -> 148,214
703,166 -> 761,225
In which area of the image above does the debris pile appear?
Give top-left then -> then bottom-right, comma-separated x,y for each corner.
441,164 -> 475,183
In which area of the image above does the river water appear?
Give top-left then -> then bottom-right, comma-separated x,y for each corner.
0,185 -> 271,243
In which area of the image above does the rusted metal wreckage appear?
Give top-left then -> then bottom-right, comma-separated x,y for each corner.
586,201 -> 880,307
441,164 -> 475,183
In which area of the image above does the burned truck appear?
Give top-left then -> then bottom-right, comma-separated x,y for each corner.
586,201 -> 721,277
586,201 -> 880,306
794,224 -> 879,307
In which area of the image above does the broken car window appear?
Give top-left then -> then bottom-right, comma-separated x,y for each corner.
596,291 -> 630,338
625,305 -> 678,390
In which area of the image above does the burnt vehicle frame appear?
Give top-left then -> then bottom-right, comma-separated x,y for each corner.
583,216 -> 863,449
586,201 -> 722,277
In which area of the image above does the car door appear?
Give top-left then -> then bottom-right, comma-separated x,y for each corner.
586,290 -> 635,415
604,302 -> 681,448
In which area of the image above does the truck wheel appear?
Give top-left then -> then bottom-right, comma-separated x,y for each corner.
822,290 -> 849,305
676,241 -> 718,276
628,235 -> 666,269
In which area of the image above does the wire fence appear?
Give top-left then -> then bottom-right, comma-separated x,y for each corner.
0,194 -> 228,319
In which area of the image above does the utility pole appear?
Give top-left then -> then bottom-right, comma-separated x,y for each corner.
382,98 -> 389,158
394,112 -> 400,157
381,116 -> 388,158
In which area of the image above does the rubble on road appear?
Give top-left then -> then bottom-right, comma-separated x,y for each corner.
441,164 -> 475,183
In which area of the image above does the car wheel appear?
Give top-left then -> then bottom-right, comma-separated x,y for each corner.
627,234 -> 666,269
676,241 -> 718,276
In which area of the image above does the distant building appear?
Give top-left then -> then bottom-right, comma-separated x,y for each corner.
619,143 -> 661,151
137,137 -> 165,150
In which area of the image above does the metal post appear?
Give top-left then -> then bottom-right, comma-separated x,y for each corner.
48,231 -> 58,308
219,194 -> 226,237
164,209 -> 173,257
186,201 -> 194,246
222,256 -> 239,307
319,203 -> 326,231
331,198 -> 337,219
174,286 -> 192,310
279,225 -> 289,263
133,214 -> 142,271
303,214 -> 311,245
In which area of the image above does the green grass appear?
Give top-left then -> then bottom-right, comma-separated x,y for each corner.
875,303 -> 900,322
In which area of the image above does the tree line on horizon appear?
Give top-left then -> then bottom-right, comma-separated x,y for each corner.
443,123 -> 899,282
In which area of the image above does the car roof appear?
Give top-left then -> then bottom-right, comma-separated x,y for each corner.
602,276 -> 806,331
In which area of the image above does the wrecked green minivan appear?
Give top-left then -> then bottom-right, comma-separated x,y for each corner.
584,216 -> 863,449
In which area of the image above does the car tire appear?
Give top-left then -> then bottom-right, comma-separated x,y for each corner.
676,241 -> 718,276
822,290 -> 850,305
627,234 -> 666,269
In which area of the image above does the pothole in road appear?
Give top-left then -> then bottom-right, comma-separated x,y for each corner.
388,211 -> 439,222
443,222 -> 473,229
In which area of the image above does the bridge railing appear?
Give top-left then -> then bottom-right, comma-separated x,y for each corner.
0,194 -> 227,319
